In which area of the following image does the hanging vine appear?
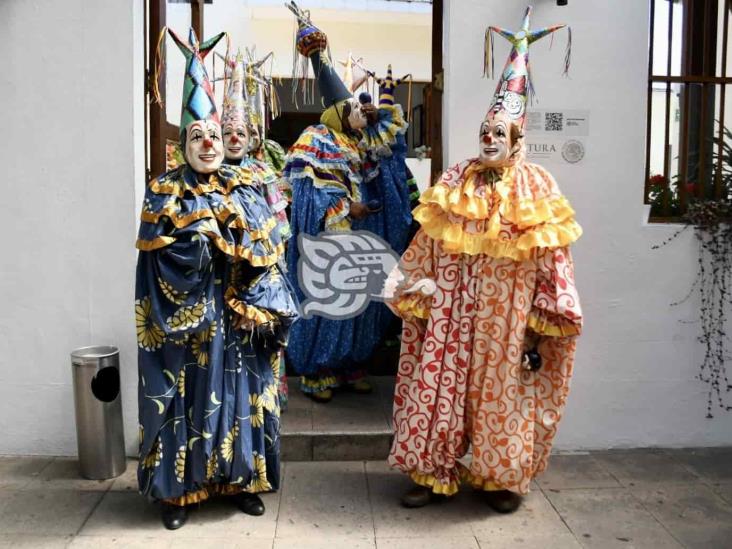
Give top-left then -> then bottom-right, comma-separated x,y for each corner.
651,126 -> 732,417
683,202 -> 731,417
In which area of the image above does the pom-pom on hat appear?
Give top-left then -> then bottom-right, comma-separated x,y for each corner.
286,1 -> 351,108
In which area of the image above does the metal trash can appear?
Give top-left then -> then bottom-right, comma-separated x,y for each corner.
71,346 -> 126,480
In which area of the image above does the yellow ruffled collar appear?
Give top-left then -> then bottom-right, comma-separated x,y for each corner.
413,158 -> 582,260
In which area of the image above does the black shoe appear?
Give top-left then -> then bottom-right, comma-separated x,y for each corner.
400,485 -> 436,508
234,492 -> 265,516
161,503 -> 187,530
485,490 -> 523,514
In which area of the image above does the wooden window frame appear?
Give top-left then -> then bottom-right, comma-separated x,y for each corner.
645,0 -> 732,221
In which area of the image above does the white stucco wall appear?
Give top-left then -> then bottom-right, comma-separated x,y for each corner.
0,0 -> 142,456
445,0 -> 732,449
1,0 -> 730,458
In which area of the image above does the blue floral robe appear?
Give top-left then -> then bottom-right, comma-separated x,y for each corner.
135,164 -> 298,504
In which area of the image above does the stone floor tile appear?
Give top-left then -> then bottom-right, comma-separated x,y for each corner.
366,461 -> 485,539
276,461 -> 371,539
310,387 -> 390,434
109,460 -> 140,492
80,490 -> 280,540
374,375 -> 396,395
69,536 -> 171,549
226,540 -> 275,549
281,434 -> 313,461
476,533 -> 581,548
545,487 -> 683,548
0,489 -> 104,536
0,455 -> 53,489
0,534 -> 72,548
180,492 -> 280,540
633,483 -> 732,549
312,434 -> 391,461
176,537 -> 273,549
375,376 -> 396,428
664,447 -> 732,482
281,387 -> 313,434
536,454 -> 620,491
76,492 -> 161,537
26,457 -> 114,492
275,537 -> 374,549
378,536 -> 479,548
469,489 -> 570,538
707,480 -> 732,504
591,449 -> 700,487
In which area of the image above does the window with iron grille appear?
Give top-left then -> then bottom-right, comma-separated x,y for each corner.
645,0 -> 732,220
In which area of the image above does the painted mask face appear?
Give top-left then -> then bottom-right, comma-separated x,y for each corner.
346,98 -> 367,130
248,124 -> 261,152
185,120 -> 224,174
223,123 -> 248,161
478,115 -> 512,168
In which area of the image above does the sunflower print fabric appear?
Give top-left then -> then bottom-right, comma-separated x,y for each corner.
136,163 -> 299,504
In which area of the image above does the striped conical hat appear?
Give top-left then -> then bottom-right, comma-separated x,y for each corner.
168,28 -> 226,140
485,6 -> 570,130
221,50 -> 247,130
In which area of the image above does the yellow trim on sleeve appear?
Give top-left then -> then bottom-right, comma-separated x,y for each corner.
392,293 -> 432,321
527,310 -> 582,337
224,286 -> 278,327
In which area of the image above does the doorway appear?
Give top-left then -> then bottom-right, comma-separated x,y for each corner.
142,0 -> 442,455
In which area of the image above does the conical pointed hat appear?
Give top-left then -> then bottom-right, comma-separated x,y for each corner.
485,6 -> 570,130
168,28 -> 226,140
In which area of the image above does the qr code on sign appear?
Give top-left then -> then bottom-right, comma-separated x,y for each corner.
545,112 -> 563,132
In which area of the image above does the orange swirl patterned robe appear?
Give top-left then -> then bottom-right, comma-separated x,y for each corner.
387,158 -> 582,496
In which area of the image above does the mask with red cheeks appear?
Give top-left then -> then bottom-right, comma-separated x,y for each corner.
185,120 -> 224,174
223,122 -> 248,161
478,113 -> 519,168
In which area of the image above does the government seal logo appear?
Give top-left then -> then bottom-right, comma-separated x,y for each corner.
561,139 -> 585,164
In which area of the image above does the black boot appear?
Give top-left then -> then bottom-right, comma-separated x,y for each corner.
160,503 -> 187,530
234,492 -> 266,516
485,490 -> 523,513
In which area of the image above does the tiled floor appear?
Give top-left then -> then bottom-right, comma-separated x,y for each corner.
1,448 -> 732,548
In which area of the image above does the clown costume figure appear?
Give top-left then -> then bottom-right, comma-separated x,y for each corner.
221,50 -> 291,244
386,7 -> 582,513
135,28 -> 298,530
220,50 -> 293,408
348,66 -> 418,366
283,2 -> 407,403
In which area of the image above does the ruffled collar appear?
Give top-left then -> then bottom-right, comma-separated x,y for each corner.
413,158 -> 582,260
149,164 -> 257,197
